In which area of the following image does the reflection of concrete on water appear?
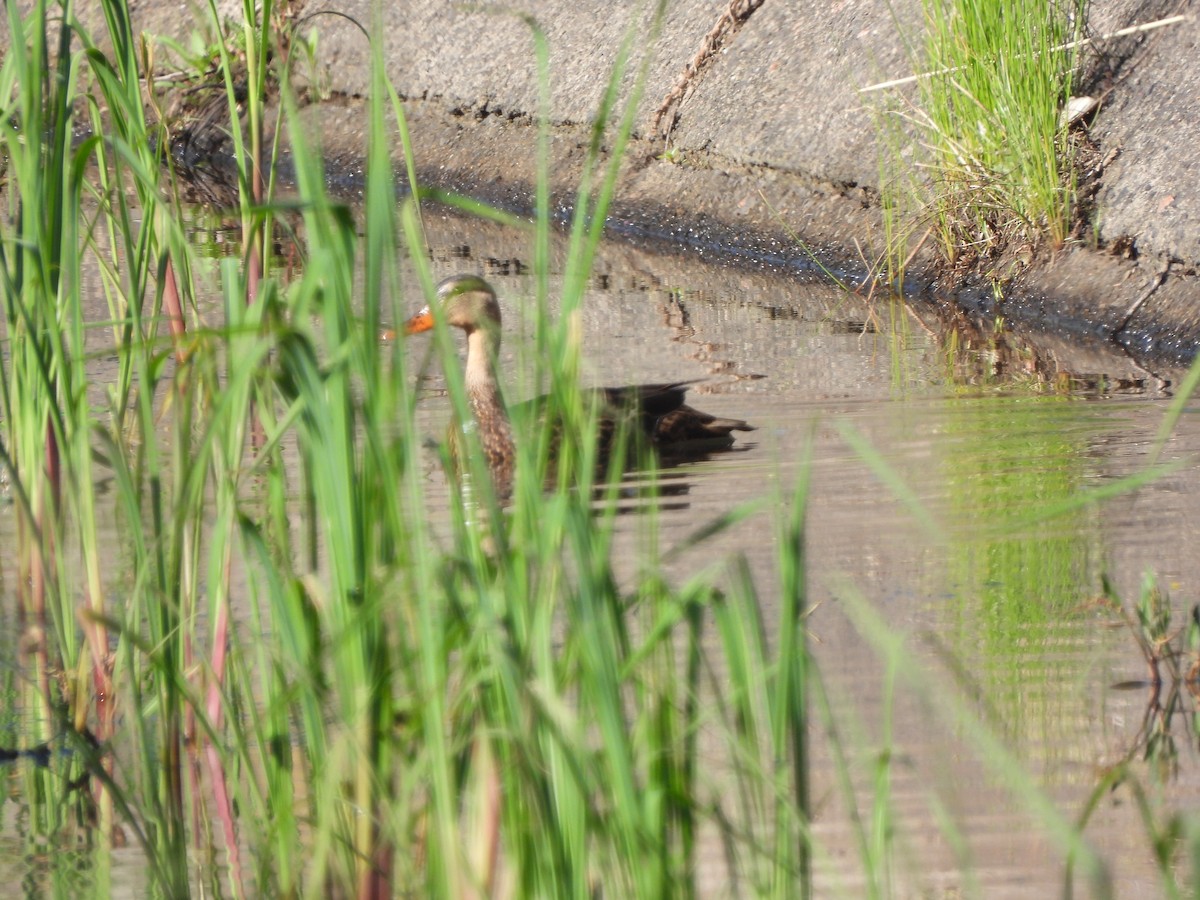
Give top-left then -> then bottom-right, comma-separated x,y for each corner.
654,288 -> 764,384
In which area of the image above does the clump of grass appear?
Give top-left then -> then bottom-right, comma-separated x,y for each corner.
1099,573 -> 1200,742
877,0 -> 1087,276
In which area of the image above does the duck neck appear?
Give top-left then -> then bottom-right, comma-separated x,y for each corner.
464,327 -> 508,423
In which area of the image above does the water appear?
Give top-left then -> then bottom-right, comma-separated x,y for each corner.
411,211 -> 1200,894
4,206 -> 1199,895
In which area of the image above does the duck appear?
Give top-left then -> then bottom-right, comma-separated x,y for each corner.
403,274 -> 754,498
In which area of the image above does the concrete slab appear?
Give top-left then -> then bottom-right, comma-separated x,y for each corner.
5,0 -> 1198,365
669,0 -> 920,188
1086,3 -> 1200,267
306,0 -> 726,128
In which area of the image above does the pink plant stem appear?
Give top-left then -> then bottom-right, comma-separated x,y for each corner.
204,544 -> 245,896
162,253 -> 187,363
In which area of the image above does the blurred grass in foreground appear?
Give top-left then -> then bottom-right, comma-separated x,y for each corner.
1,1 -> 1198,897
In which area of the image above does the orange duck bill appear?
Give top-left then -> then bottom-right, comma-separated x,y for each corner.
404,307 -> 435,335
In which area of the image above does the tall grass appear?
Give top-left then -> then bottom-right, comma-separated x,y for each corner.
878,0 -> 1087,273
0,0 -> 814,896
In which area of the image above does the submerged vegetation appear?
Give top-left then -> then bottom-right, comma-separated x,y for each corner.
2,0 -> 1200,897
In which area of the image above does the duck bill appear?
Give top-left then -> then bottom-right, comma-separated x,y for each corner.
404,307 -> 434,335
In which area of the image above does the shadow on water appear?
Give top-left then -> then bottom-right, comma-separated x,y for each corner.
5,197 -> 1200,896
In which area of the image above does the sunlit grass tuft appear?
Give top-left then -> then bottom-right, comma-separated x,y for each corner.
877,0 -> 1087,275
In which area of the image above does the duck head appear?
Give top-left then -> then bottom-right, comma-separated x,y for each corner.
404,274 -> 502,339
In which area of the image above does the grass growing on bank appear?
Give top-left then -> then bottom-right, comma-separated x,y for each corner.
876,0 -> 1087,277
3,0 -> 1199,898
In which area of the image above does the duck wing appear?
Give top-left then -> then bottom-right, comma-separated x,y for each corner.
512,380 -> 753,459
594,381 -> 694,433
596,381 -> 755,452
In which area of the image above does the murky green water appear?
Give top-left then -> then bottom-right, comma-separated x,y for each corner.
3,209 -> 1199,895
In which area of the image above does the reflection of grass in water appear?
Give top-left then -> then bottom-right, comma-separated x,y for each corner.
939,396 -> 1107,751
834,401 -> 1200,894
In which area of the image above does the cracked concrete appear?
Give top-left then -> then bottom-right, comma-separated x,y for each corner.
652,0 -> 767,140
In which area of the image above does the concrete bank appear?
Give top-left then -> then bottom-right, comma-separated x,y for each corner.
66,0 -> 1200,374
